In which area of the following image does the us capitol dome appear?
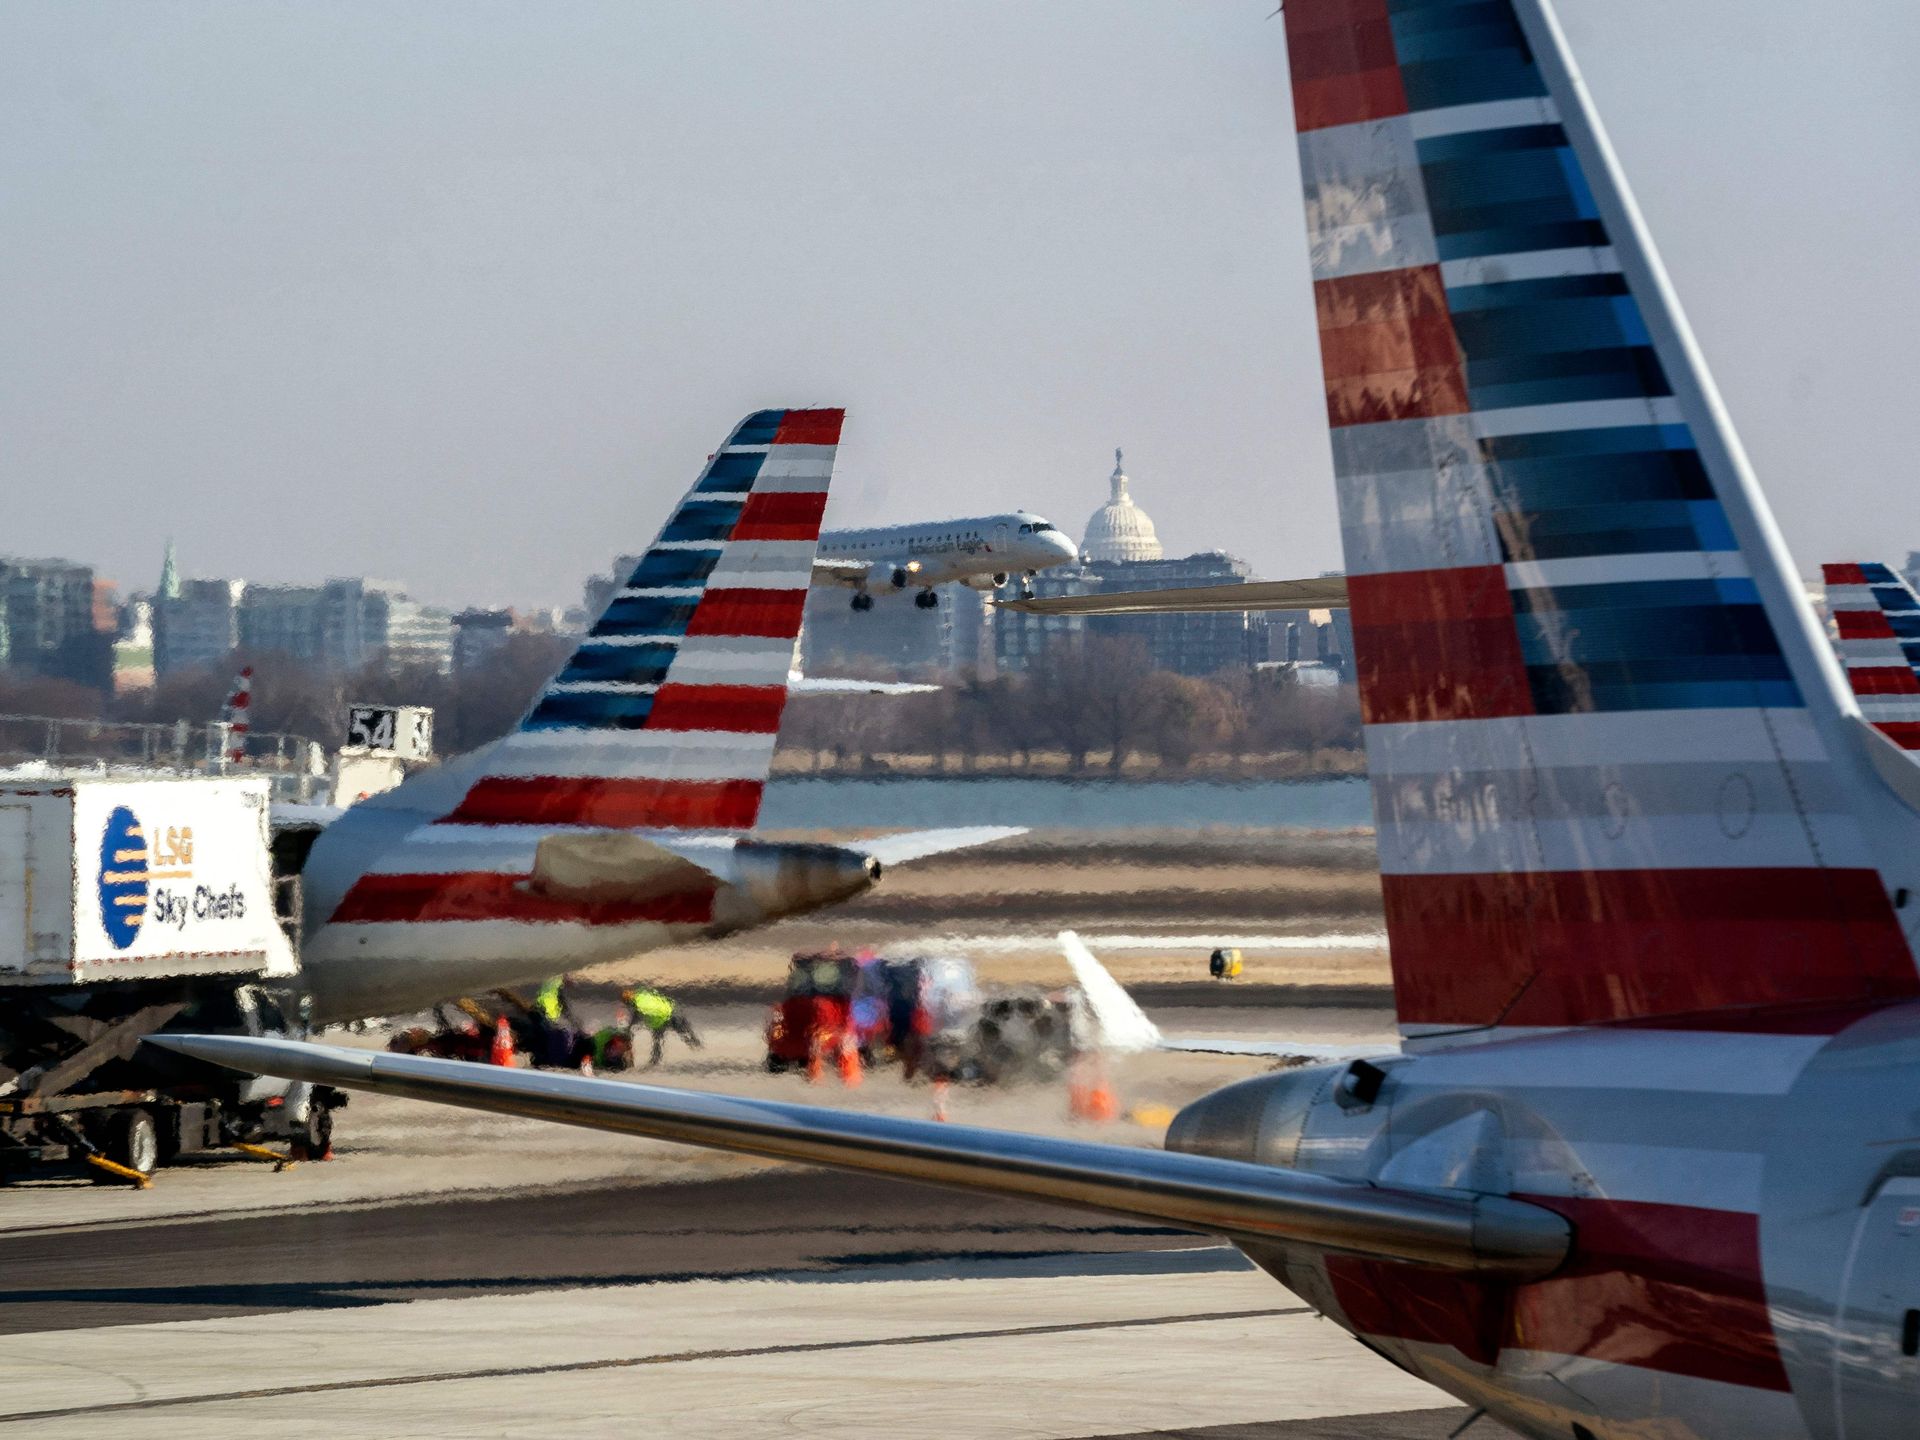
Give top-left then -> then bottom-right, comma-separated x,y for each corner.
1080,448 -> 1163,563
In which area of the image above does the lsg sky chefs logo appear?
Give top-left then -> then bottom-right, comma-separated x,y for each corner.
97,807 -> 245,950
98,806 -> 150,949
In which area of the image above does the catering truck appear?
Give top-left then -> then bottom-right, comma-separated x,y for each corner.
0,774 -> 341,1183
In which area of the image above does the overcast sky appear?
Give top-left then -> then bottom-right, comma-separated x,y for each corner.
5,1 -> 1918,609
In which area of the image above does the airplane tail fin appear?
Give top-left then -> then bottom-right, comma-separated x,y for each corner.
1282,1 -> 1920,1042
444,407 -> 842,832
304,410 -> 843,950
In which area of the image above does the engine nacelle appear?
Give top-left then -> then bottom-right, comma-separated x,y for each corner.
865,561 -> 909,590
961,572 -> 1008,592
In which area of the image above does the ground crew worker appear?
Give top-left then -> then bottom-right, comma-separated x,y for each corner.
622,985 -> 702,1068
531,975 -> 582,1068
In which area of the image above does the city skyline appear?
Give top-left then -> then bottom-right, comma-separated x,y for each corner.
7,3 -> 1920,609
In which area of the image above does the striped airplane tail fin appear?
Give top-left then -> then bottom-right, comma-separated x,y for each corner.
445,407 -> 841,831
1282,0 -> 1920,1043
300,409 -> 844,976
1824,562 -> 1920,752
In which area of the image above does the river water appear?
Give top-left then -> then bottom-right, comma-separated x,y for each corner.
757,775 -> 1372,831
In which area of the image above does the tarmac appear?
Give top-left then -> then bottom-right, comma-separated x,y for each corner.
0,999 -> 1502,1438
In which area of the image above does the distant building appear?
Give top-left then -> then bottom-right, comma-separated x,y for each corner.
152,542 -> 243,678
157,577 -> 244,676
452,608 -> 515,673
238,583 -> 324,661
239,578 -> 451,673
0,555 -> 113,687
1080,449 -> 1163,564
994,563 -> 1095,674
363,583 -> 454,672
1089,551 -> 1255,677
1251,575 -> 1351,679
995,551 -> 1259,678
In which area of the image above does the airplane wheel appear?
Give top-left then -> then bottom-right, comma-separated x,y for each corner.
914,591 -> 938,610
851,593 -> 874,612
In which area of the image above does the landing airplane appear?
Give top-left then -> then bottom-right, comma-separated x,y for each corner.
161,5 -> 1920,1437
287,408 -> 1015,1021
812,512 -> 1078,610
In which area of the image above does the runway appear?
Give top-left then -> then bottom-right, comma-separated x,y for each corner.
0,1003 -> 1498,1437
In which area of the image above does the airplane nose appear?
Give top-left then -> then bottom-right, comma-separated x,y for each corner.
1048,534 -> 1078,563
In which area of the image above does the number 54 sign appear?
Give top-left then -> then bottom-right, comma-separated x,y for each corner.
345,705 -> 433,760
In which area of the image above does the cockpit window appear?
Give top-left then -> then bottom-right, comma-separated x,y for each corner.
1018,523 -> 1032,533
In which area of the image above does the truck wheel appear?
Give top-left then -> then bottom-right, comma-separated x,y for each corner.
765,1054 -> 787,1074
105,1109 -> 159,1177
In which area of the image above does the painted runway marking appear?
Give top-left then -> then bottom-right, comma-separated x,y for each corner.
0,1306 -> 1309,1423
936,932 -> 1388,954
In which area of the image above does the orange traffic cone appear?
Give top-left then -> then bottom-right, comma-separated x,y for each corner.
932,1078 -> 950,1123
806,1032 -> 826,1084
1069,1056 -> 1119,1123
490,1015 -> 515,1067
838,1031 -> 863,1089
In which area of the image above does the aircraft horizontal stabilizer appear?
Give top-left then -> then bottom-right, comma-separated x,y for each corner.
148,1033 -> 1567,1277
994,576 -> 1351,617
1062,931 -> 1393,1064
789,671 -> 943,696
855,825 -> 1025,868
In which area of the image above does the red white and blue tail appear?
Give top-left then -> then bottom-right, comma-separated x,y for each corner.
448,407 -> 840,831
1282,0 -> 1920,1042
1824,562 -> 1920,751
299,409 -> 842,969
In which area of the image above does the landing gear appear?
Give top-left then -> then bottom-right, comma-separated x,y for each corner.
1019,570 -> 1038,600
850,593 -> 874,612
914,590 -> 939,610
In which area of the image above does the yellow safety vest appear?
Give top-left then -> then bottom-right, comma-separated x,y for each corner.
625,988 -> 675,1030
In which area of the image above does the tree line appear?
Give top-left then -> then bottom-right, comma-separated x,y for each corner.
779,637 -> 1362,776
0,634 -> 1361,777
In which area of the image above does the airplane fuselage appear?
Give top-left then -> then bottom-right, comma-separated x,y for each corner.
821,511 -> 1077,595
1169,1008 -> 1920,1439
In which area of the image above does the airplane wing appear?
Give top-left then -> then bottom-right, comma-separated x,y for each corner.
1060,931 -> 1392,1064
811,558 -> 869,589
149,1033 -> 1567,1277
855,825 -> 1025,868
993,576 -> 1350,617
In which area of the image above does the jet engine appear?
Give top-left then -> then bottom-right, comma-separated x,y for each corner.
961,572 -> 1009,592
865,561 -> 910,590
